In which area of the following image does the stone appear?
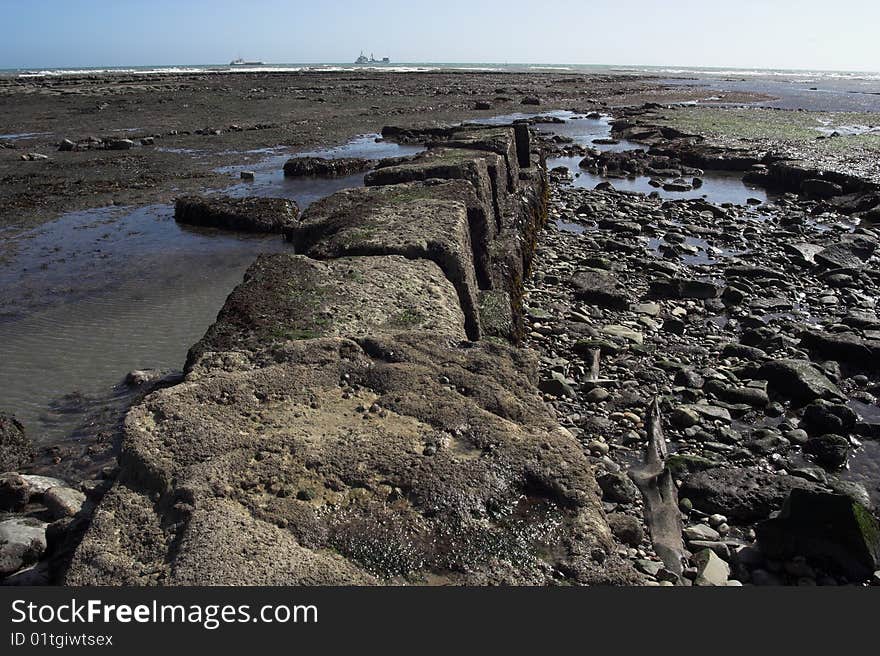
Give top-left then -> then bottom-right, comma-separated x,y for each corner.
607,513 -> 644,547
679,467 -> 825,522
649,278 -> 721,300
175,195 -> 298,233
585,388 -> 610,403
240,170 -> 255,180
0,474 -> 30,513
186,254 -> 469,369
757,359 -> 844,403
19,474 -> 68,496
0,517 -> 48,576
684,524 -> 720,542
283,156 -> 374,177
0,413 -> 32,472
66,334 -> 634,586
803,400 -> 857,435
572,268 -> 630,309
800,178 -> 844,199
597,471 -> 640,504
804,434 -> 850,469
693,549 -> 730,586
600,325 -> 643,345
107,139 -> 134,150
44,486 -> 87,519
670,406 -> 700,428
289,182 -> 484,340
756,490 -> 880,581
539,373 -> 577,399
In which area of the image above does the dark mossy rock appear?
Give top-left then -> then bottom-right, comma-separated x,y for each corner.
282,157 -> 375,177
174,195 -> 298,233
756,489 -> 880,581
0,413 -> 32,473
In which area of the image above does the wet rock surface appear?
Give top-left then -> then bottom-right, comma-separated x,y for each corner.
283,156 -> 375,177
174,195 -> 298,233
0,413 -> 32,472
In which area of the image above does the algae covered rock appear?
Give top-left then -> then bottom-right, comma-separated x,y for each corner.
174,195 -> 298,233
756,489 -> 880,581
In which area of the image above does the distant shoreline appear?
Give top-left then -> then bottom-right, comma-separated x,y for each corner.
2,63 -> 879,79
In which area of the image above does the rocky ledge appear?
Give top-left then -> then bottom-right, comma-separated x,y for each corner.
65,124 -> 642,585
174,195 -> 299,233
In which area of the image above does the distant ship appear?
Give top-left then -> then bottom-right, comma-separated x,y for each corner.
229,58 -> 265,66
355,51 -> 390,64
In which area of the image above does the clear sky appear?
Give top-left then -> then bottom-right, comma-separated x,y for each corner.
2,0 -> 878,72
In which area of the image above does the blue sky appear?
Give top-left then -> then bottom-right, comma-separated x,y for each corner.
2,0 -> 878,71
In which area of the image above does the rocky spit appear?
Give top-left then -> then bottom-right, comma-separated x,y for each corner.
3,102 -> 880,586
524,171 -> 880,585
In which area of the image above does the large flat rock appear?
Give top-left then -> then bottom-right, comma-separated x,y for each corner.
186,253 -> 467,369
365,147 -> 504,234
291,183 -> 484,340
67,335 -> 634,586
175,195 -> 298,233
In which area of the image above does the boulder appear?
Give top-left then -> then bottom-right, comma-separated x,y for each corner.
679,467 -> 825,522
572,268 -> 630,309
803,434 -> 850,469
174,195 -> 298,233
756,490 -> 880,581
0,413 -> 32,472
44,486 -> 87,519
648,278 -> 720,300
282,157 -> 375,177
67,335 -> 633,586
800,330 -> 880,370
186,253 -> 469,369
693,549 -> 730,586
800,178 -> 844,199
289,182 -> 484,340
607,513 -> 644,547
757,359 -> 844,403
0,518 -> 48,577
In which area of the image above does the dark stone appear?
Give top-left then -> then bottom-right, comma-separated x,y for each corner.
800,178 -> 844,199
756,490 -> 880,580
282,156 -> 374,177
0,414 -> 32,473
0,473 -> 30,512
174,196 -> 298,234
571,268 -> 630,309
803,400 -> 858,435
649,278 -> 720,300
597,471 -> 640,504
757,359 -> 844,403
679,467 -> 824,523
804,434 -> 850,469
607,513 -> 644,547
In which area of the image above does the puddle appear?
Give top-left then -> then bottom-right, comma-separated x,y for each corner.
215,134 -> 425,208
548,155 -> 770,205
0,131 -> 53,141
517,112 -> 771,206
555,219 -> 589,234
0,204 -> 288,447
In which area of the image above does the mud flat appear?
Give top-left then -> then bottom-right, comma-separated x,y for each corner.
0,70 -> 769,233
